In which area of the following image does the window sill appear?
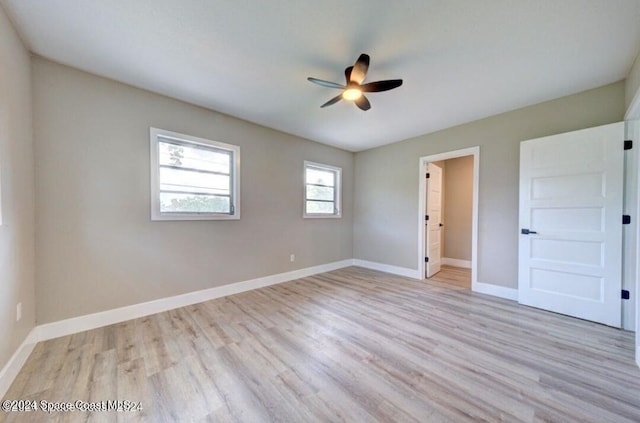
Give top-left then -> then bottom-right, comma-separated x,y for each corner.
151,213 -> 240,221
303,214 -> 342,219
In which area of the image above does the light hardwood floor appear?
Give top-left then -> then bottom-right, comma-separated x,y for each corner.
2,267 -> 640,422
428,264 -> 471,289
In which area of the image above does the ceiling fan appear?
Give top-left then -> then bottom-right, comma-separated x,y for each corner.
307,54 -> 403,111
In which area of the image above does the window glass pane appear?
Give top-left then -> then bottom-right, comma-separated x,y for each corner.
306,168 -> 335,187
306,200 -> 335,214
159,167 -> 230,195
306,185 -> 334,201
159,140 -> 230,174
160,192 -> 230,213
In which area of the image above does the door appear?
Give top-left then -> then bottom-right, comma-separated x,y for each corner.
426,163 -> 443,278
518,122 -> 624,327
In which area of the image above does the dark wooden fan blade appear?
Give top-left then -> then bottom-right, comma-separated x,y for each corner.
350,54 -> 370,84
307,77 -> 345,89
361,79 -> 403,92
345,66 -> 353,84
355,95 -> 371,111
320,94 -> 343,108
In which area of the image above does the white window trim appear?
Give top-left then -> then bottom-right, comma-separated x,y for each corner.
0,160 -> 3,227
303,160 -> 342,219
0,173 -> 3,226
150,127 -> 240,221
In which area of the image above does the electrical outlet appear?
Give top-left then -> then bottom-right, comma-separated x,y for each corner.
16,302 -> 22,322
290,254 -> 295,262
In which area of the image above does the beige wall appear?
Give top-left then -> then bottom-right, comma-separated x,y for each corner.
443,155 -> 473,262
32,58 -> 354,324
0,6 -> 36,370
1,24 -> 632,336
354,82 -> 625,288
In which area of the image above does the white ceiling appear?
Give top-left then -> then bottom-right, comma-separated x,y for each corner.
3,1 -> 640,152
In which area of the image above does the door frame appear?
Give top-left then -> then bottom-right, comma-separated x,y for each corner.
418,146 -> 480,289
622,120 -> 638,332
626,88 -> 640,366
626,108 -> 640,367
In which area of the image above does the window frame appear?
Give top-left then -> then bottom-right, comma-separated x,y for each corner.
303,161 -> 342,218
150,127 -> 240,221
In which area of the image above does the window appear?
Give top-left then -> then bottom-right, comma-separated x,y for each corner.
304,161 -> 341,218
150,128 -> 240,220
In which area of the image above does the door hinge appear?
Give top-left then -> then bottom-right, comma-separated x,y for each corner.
426,173 -> 430,179
622,290 -> 630,300
623,215 -> 631,225
425,257 -> 429,263
624,140 -> 633,150
425,215 -> 429,221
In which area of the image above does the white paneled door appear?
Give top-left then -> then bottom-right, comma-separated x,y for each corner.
426,163 -> 443,278
518,122 -> 624,327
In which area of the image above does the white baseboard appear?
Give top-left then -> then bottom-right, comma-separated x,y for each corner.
472,281 -> 518,301
352,260 -> 519,304
35,259 -> 353,343
353,259 -> 420,279
442,257 -> 472,268
0,329 -> 38,399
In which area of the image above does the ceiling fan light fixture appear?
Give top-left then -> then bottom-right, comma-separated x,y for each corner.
342,88 -> 362,101
308,53 -> 402,110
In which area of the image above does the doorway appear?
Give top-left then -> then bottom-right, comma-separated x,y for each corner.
419,147 -> 479,290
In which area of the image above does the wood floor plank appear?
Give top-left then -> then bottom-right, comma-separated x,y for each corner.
428,265 -> 471,289
2,266 -> 640,422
